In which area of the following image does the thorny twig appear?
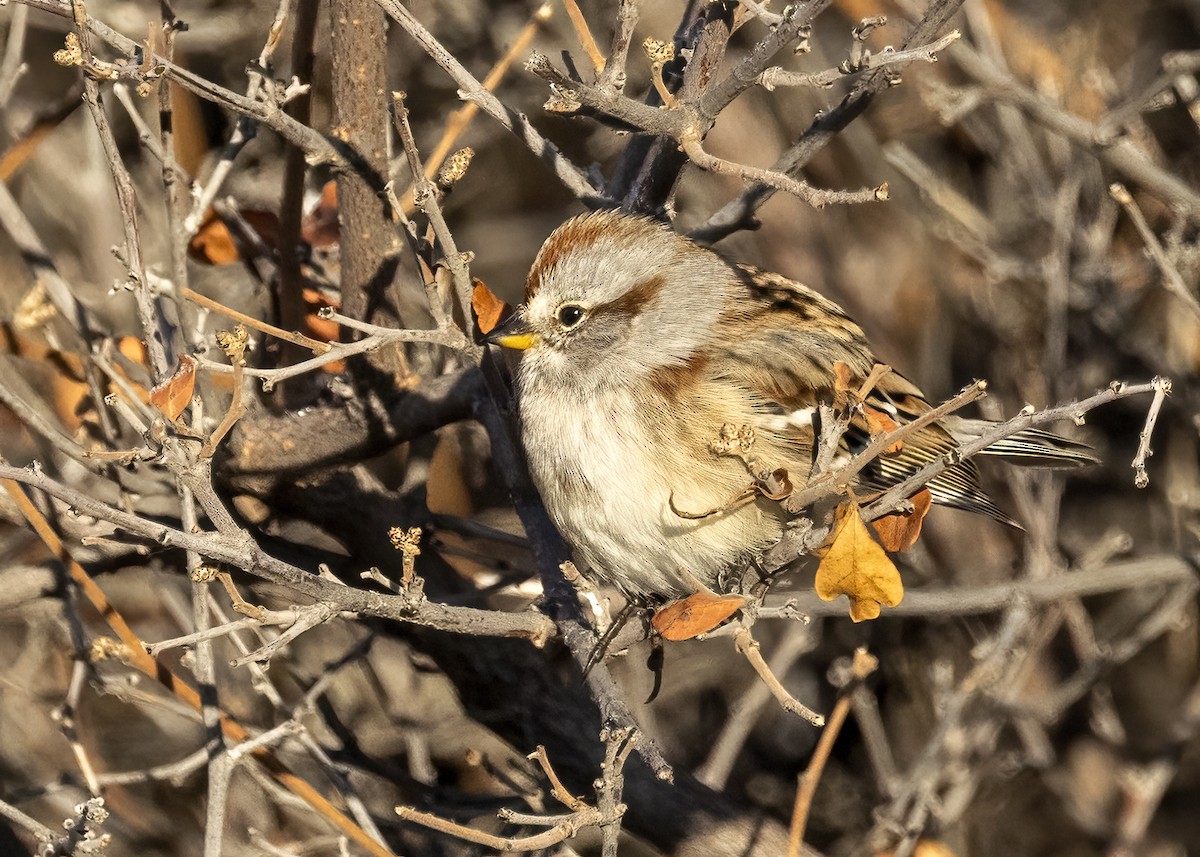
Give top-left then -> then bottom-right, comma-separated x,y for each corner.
864,381 -> 1162,522
1131,376 -> 1171,489
759,30 -> 960,91
734,626 -> 825,727
396,736 -> 634,854
0,470 -> 398,857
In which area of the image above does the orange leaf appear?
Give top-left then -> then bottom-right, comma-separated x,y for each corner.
302,181 -> 340,249
188,212 -> 239,264
652,592 -> 746,641
472,279 -> 511,335
301,287 -> 340,343
874,839 -> 957,857
871,488 -> 933,552
815,502 -> 903,622
863,405 -> 903,453
116,336 -> 149,370
149,356 -> 196,420
188,210 -> 280,264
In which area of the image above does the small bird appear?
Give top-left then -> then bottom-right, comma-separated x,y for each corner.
488,211 -> 1093,601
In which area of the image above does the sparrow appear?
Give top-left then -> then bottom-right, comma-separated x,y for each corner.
488,210 -> 1093,600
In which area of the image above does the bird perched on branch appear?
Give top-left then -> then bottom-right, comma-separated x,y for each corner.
488,210 -> 1094,600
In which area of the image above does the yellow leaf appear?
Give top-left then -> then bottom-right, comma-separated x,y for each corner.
815,502 -> 903,622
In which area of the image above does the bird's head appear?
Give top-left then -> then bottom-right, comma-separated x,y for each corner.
487,210 -> 734,391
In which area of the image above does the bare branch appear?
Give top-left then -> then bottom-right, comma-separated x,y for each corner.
759,30 -> 960,91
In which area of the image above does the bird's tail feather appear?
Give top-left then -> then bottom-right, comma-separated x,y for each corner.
948,419 -> 1098,468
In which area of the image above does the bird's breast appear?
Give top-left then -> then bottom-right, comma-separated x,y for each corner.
517,382 -> 787,597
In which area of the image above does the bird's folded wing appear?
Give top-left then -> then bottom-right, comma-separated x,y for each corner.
716,264 -> 1014,523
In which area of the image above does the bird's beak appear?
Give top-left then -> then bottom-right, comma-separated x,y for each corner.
485,311 -> 539,351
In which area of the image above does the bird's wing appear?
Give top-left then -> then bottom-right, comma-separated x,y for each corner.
711,264 -> 1014,523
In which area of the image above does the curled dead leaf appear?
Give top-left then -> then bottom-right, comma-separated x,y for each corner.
652,592 -> 746,641
188,209 -> 280,265
863,404 -> 903,453
871,488 -> 933,552
149,355 -> 196,420
302,287 -> 341,343
471,279 -> 511,335
188,212 -> 239,265
302,181 -> 339,250
756,468 -> 793,501
815,502 -> 903,622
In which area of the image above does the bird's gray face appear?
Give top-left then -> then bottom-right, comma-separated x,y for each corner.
487,211 -> 734,393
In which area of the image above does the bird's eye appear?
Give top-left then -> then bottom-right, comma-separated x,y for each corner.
556,304 -> 585,328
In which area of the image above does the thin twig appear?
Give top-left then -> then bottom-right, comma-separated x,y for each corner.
788,648 -> 877,855
864,381 -> 1160,523
183,0 -> 291,235
72,0 -> 173,380
376,0 -> 601,202
1109,183 -> 1200,319
680,127 -> 888,209
531,745 -> 588,811
757,555 -> 1194,618
597,0 -> 639,93
734,627 -> 825,726
201,326 -> 250,457
562,0 -> 606,74
0,798 -> 54,847
1131,376 -> 1171,489
182,287 -> 331,355
697,623 -> 817,789
759,30 -> 960,90
392,91 -> 477,340
421,5 -> 552,183
0,4 -> 29,106
396,805 -> 599,851
146,610 -> 301,657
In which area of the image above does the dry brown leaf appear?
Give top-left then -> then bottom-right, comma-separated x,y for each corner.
116,336 -> 149,370
863,404 -> 903,453
815,502 -> 903,622
871,488 -> 933,552
873,840 -> 957,857
188,210 -> 280,265
301,287 -> 340,343
149,356 -> 196,420
302,181 -> 339,249
652,592 -> 746,641
188,212 -> 239,265
472,279 -> 511,335
756,468 -> 792,501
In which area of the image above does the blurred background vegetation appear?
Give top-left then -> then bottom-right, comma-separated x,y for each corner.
0,1 -> 1198,855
